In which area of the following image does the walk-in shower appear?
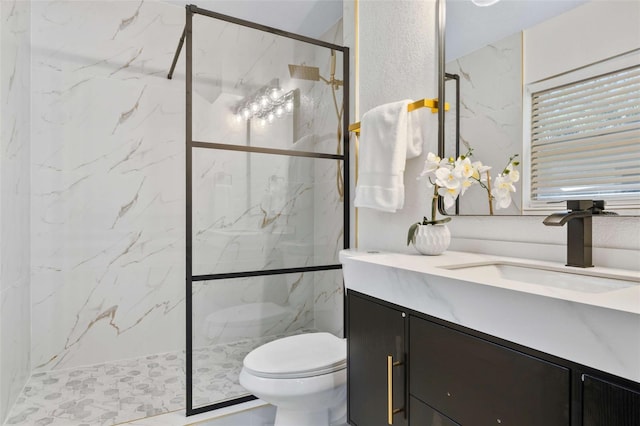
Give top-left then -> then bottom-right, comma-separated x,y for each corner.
1,1 -> 347,425
172,5 -> 349,416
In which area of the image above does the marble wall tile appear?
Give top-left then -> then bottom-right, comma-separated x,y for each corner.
191,274 -> 315,348
30,0 -> 186,372
0,0 -> 32,422
313,270 -> 344,337
0,285 -> 31,424
191,148 -> 340,276
1,0 -> 31,289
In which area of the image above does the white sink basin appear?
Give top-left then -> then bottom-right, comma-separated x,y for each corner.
439,261 -> 640,293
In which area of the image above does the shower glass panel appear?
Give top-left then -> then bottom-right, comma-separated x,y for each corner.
192,150 -> 343,276
181,5 -> 349,416
191,13 -> 345,156
191,269 -> 344,409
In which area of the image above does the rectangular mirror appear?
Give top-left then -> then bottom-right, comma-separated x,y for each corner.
439,0 -> 640,216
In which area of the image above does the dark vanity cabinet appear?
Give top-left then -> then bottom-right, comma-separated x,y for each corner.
347,290 -> 640,426
347,291 -> 407,426
410,317 -> 570,426
582,375 -> 640,426
410,396 -> 460,426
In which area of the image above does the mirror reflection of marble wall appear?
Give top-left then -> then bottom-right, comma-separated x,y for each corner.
445,32 -> 522,215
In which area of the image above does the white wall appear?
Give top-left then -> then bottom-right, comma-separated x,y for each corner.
349,0 -> 439,253
350,0 -> 640,272
524,0 -> 640,84
0,0 -> 31,422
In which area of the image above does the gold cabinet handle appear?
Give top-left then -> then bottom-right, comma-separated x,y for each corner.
387,355 -> 404,425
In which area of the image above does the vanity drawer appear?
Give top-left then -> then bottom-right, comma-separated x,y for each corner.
583,374 -> 640,426
409,317 -> 570,426
410,396 -> 459,426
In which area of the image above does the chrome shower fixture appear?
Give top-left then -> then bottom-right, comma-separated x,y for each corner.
288,50 -> 343,90
235,86 -> 295,125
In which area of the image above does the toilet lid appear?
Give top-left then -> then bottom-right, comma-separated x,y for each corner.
243,332 -> 346,379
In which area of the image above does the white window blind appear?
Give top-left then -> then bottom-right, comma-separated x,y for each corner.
529,64 -> 640,204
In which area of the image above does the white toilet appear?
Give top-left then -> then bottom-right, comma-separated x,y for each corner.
239,332 -> 347,426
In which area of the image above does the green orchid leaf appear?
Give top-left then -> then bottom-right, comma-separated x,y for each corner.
422,217 -> 451,226
407,222 -> 420,246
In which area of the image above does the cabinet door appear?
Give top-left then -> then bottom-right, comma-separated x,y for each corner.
410,396 -> 460,426
348,292 -> 407,426
583,374 -> 640,426
410,317 -> 570,426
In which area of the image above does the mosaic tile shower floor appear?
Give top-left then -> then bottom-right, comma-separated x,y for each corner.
4,334 -> 296,426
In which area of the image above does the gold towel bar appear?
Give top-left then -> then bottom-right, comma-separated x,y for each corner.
348,98 -> 449,134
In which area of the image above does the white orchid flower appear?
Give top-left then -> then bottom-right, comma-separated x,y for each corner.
491,174 -> 516,209
413,151 -> 519,224
438,185 -> 461,209
418,152 -> 442,184
435,167 -> 461,189
504,163 -> 520,183
425,153 -> 442,172
471,161 -> 492,181
460,177 -> 474,195
454,157 -> 475,179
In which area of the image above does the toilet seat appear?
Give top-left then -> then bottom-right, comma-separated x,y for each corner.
243,332 -> 346,379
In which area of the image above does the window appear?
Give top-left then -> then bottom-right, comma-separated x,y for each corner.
523,52 -> 640,212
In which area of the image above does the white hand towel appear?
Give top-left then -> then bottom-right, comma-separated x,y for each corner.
354,99 -> 423,212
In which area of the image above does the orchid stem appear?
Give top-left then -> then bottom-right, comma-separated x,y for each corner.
485,170 -> 494,216
431,185 -> 438,223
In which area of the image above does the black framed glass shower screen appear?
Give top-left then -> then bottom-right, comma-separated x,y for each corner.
192,149 -> 344,276
191,11 -> 345,156
180,4 -> 349,416
190,268 -> 345,410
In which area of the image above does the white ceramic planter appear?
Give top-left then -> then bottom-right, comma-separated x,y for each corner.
413,224 -> 451,256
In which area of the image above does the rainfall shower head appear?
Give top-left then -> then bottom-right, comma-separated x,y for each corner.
288,50 -> 342,88
288,64 -> 321,81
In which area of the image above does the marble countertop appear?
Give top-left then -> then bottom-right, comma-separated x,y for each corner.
340,249 -> 640,382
